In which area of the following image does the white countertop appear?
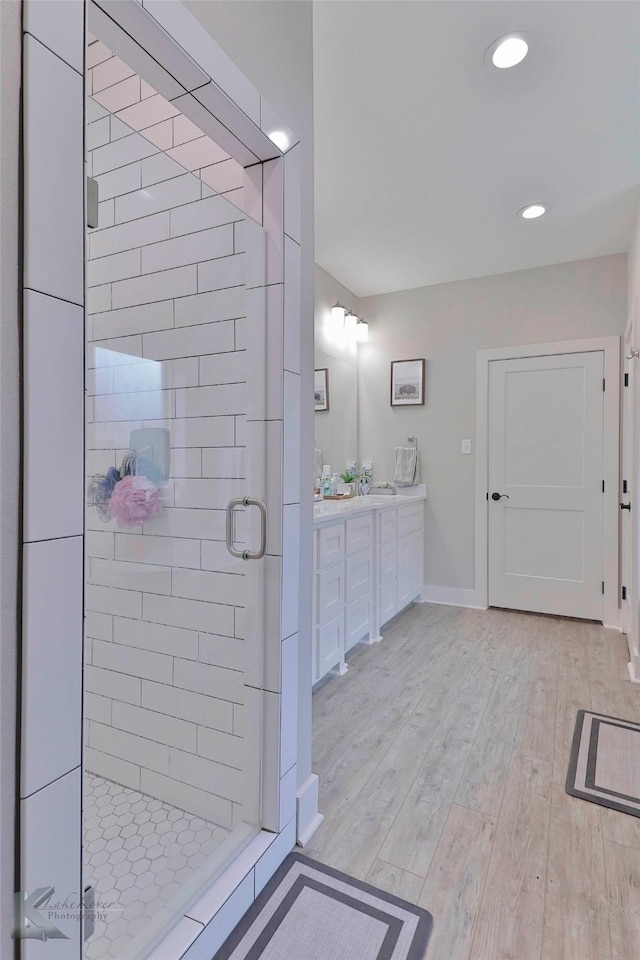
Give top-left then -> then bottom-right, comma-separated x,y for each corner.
313,485 -> 427,525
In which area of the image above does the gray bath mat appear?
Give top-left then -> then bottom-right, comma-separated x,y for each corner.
566,709 -> 640,817
214,852 -> 433,959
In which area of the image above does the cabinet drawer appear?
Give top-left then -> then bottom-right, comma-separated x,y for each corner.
378,540 -> 396,586
346,549 -> 372,604
316,562 -> 345,625
379,509 -> 397,544
346,513 -> 373,556
317,614 -> 344,677
379,581 -> 397,626
397,502 -> 424,539
317,522 -> 345,569
346,597 -> 371,650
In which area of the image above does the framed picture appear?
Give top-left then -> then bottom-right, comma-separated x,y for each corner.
390,359 -> 425,406
314,368 -> 329,411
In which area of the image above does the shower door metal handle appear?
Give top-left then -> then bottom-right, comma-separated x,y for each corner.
226,497 -> 268,560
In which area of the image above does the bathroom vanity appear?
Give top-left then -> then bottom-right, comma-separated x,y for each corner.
312,490 -> 426,684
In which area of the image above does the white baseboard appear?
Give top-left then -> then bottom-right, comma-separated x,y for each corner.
628,661 -> 640,684
296,774 -> 324,847
420,584 -> 486,610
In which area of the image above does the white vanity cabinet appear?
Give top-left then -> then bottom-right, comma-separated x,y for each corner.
376,503 -> 424,626
312,513 -> 374,683
393,502 -> 425,615
312,494 -> 425,686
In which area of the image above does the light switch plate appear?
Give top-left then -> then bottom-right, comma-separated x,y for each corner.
461,439 -> 472,455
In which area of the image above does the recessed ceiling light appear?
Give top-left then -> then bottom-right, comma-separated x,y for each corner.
519,204 -> 547,220
268,130 -> 290,152
486,33 -> 529,69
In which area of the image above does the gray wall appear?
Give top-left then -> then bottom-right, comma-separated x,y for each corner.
0,1 -> 20,953
184,1 -> 315,786
359,253 -> 628,592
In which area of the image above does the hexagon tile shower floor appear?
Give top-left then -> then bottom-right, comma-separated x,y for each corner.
83,774 -> 230,959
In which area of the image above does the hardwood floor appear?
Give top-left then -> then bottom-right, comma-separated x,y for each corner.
308,603 -> 640,960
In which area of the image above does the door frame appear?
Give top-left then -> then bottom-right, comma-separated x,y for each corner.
474,336 -> 621,627
19,1 -> 306,958
623,302 -> 640,679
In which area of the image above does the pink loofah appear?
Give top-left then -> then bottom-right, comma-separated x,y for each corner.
109,475 -> 163,527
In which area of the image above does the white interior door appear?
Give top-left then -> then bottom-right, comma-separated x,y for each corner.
488,351 -> 604,620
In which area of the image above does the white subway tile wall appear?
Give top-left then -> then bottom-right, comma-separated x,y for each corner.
85,65 -> 259,830
87,44 -> 245,209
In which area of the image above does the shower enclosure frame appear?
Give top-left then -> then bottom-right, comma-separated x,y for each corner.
18,1 -> 307,957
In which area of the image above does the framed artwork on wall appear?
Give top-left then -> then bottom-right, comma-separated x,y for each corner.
390,358 -> 425,406
314,368 -> 329,411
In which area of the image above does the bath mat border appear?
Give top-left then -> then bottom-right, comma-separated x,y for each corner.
566,708 -> 640,818
214,851 -> 433,959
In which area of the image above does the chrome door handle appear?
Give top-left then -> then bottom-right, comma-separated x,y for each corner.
226,497 -> 268,560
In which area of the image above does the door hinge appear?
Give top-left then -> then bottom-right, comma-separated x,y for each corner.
623,479 -> 628,494
603,378 -> 606,391
602,581 -> 605,595
602,481 -> 605,493
625,372 -> 629,387
486,492 -> 488,500
622,585 -> 627,601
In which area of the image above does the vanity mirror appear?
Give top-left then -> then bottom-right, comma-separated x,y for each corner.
314,347 -> 358,478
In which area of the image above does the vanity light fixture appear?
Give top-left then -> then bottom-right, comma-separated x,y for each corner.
326,303 -> 368,344
268,130 -> 290,152
355,319 -> 369,342
518,203 -> 547,220
486,33 -> 529,69
344,311 -> 359,337
330,303 -> 346,331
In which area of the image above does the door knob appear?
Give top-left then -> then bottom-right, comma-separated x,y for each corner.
620,502 -> 631,511
491,492 -> 510,501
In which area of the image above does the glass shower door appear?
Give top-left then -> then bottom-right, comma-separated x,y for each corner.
84,77 -> 268,959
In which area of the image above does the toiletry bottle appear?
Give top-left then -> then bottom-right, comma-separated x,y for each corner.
322,466 -> 332,497
331,472 -> 339,496
314,478 -> 323,500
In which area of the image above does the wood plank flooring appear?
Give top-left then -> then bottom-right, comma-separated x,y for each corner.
308,603 -> 640,960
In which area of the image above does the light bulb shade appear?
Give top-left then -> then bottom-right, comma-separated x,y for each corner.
344,312 -> 358,335
355,320 -> 369,342
330,304 -> 346,331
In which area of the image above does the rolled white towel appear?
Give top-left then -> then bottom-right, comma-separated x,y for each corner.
394,446 -> 419,486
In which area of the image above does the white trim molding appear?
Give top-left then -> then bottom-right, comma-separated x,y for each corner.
420,584 -> 486,610
474,336 -> 621,627
296,774 -> 324,847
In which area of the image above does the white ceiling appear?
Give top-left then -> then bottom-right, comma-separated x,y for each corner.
313,1 -> 640,298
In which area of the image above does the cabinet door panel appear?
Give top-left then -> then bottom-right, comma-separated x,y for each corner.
346,597 -> 371,650
397,503 -> 424,538
379,509 -> 397,544
346,549 -> 373,603
379,581 -> 397,626
316,562 -> 345,625
317,522 -> 345,569
317,614 -> 344,676
378,540 -> 396,586
397,531 -> 422,610
346,513 -> 373,556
